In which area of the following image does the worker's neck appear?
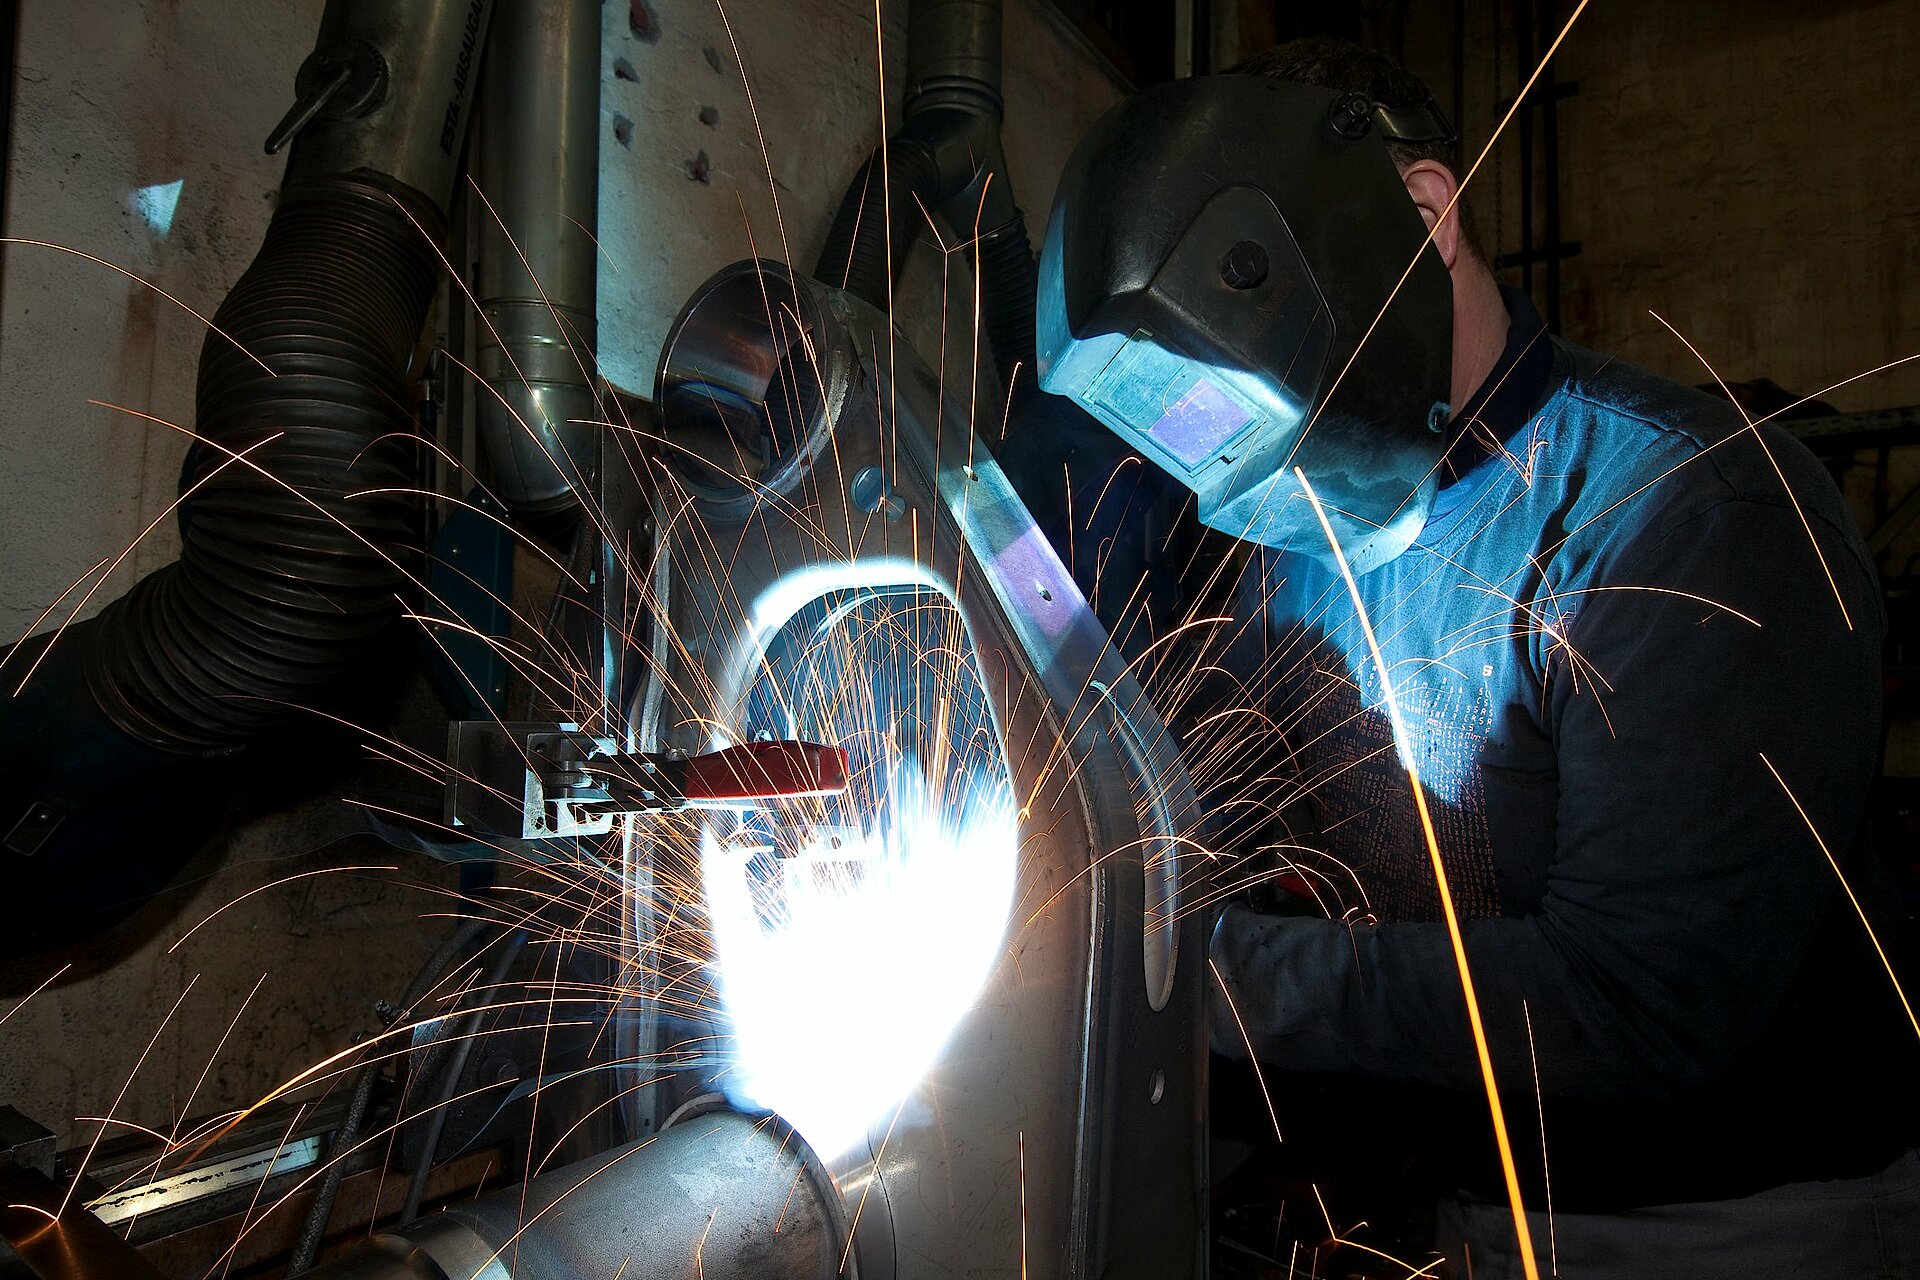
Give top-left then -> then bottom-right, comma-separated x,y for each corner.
1449,254 -> 1512,417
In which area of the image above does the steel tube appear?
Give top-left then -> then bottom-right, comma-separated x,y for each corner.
284,0 -> 494,206
471,0 -> 600,514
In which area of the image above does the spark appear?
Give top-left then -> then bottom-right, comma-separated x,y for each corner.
61,976 -> 199,1219
1262,0 -> 1592,501
1,431 -> 282,696
1018,1129 -> 1030,1280
1522,1000 -> 1558,1278
695,1206 -> 719,1280
216,1104 -> 309,1280
1296,467 -> 1541,1280
0,237 -> 274,374
1648,310 -> 1852,629
1209,958 -> 1282,1143
1760,753 -> 1920,1042
0,965 -> 70,1032
167,867 -> 399,955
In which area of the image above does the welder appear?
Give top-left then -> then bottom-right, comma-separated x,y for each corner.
1032,37 -> 1920,1278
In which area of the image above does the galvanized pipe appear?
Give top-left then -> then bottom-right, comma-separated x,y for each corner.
471,0 -> 601,515
282,0 -> 494,207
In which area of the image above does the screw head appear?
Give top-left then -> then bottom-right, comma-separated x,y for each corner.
1219,240 -> 1270,290
1328,91 -> 1373,139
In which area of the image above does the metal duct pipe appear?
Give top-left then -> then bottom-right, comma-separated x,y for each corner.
815,0 -> 1041,403
309,1110 -> 845,1280
278,0 -> 493,200
471,0 -> 600,515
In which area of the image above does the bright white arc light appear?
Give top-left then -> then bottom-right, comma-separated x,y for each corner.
702,765 -> 1018,1161
132,178 -> 184,238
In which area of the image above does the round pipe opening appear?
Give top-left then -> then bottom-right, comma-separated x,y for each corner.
655,260 -> 847,518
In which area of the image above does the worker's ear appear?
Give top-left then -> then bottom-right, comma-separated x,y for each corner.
1401,160 -> 1463,271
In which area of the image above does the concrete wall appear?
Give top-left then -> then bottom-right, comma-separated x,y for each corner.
1407,0 -> 1920,414
0,0 -> 322,644
1399,0 -> 1920,769
0,0 -> 1122,1150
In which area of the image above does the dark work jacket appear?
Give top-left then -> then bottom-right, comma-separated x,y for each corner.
1207,296 -> 1920,1211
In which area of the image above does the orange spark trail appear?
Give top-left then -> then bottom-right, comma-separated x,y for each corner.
711,0 -> 799,277
1296,467 -> 1541,1280
0,965 -> 69,1032
1760,753 -> 1920,1042
695,1206 -> 719,1280
1209,958 -> 1282,1143
2,432 -> 282,696
1270,0 -> 1591,491
0,238 -> 274,375
166,866 -> 398,955
61,976 -> 199,1219
1018,1129 -> 1029,1280
1648,311 -> 1852,630
1522,1000 -> 1559,1278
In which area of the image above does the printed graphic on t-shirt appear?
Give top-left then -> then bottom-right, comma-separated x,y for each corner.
1289,652 -> 1502,924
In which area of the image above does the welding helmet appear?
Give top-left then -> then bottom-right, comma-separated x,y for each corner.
1037,74 -> 1456,571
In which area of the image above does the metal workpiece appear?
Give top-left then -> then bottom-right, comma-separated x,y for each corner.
644,260 -> 1207,1278
471,0 -> 601,514
311,1110 -> 842,1280
278,0 -> 495,208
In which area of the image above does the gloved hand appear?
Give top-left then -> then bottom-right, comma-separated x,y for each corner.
1208,903 -> 1260,1061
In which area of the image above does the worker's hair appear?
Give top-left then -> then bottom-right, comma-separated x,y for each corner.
1229,37 -> 1483,256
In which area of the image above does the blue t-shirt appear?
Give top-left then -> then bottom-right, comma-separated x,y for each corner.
1209,294 -> 1918,1208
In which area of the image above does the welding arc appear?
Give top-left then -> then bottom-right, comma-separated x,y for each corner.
1296,468 -> 1542,1280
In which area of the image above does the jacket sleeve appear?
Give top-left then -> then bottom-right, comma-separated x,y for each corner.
1208,493 -> 1883,1103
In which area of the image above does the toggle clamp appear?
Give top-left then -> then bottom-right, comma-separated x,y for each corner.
445,721 -> 849,841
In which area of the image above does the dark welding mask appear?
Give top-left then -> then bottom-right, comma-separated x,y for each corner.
1037,75 -> 1457,572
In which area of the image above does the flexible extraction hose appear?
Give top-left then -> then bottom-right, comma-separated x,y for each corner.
813,0 -> 1041,405
973,210 -> 1039,403
814,133 -> 944,313
85,175 -> 441,754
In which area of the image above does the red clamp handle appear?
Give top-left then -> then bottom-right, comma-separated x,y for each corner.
678,741 -> 850,803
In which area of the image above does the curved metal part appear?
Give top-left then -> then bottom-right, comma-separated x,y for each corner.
283,0 -> 494,207
471,0 -> 600,513
643,260 -> 1207,1278
310,1110 -> 842,1280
